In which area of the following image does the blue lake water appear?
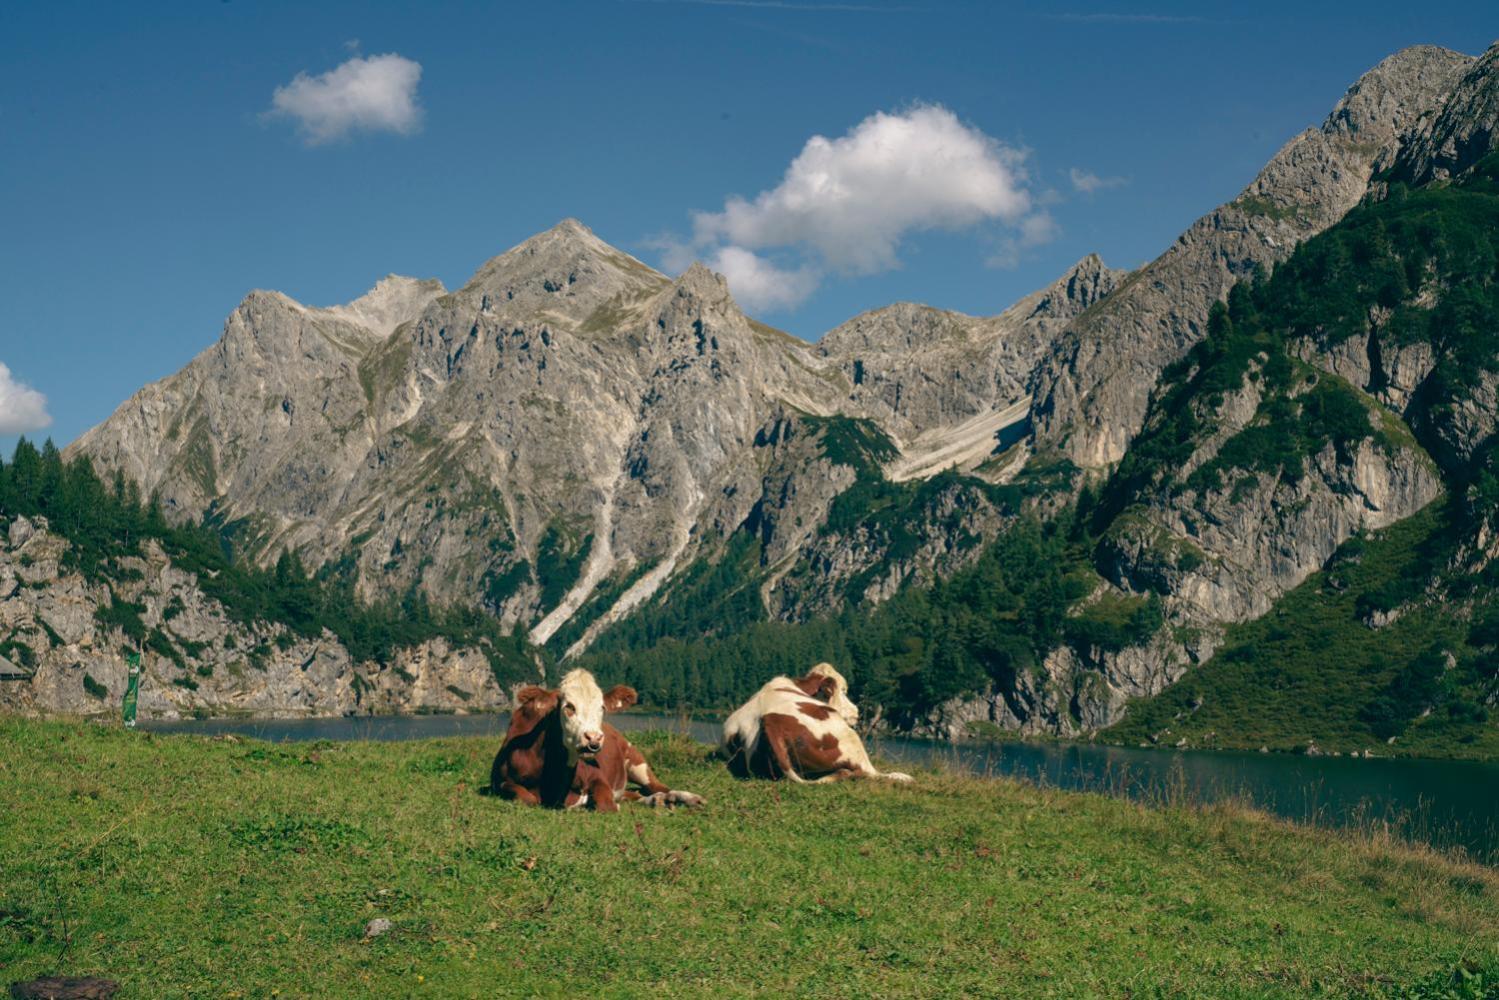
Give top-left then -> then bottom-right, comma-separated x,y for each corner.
144,712 -> 1499,863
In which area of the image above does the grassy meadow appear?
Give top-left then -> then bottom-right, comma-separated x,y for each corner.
1,717 -> 1496,998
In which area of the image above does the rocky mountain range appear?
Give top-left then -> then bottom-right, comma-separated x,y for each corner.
20,40 -> 1497,744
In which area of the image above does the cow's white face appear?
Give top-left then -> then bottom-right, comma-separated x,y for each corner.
557,668 -> 606,757
809,663 -> 859,727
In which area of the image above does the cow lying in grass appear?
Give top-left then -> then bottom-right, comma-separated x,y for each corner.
721,663 -> 913,783
490,668 -> 704,812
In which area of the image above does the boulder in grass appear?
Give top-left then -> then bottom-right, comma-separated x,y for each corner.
10,977 -> 120,1000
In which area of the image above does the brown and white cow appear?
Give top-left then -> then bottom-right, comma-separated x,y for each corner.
721,663 -> 912,783
490,668 -> 704,812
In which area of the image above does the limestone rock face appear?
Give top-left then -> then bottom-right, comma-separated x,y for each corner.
1028,45 -> 1475,470
818,254 -> 1122,441
70,216 -> 1081,659
0,516 -> 511,719
1394,42 -> 1499,184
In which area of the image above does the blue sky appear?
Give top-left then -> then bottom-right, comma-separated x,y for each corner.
0,1 -> 1494,452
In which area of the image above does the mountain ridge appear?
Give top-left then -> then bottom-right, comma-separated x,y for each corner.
26,41 -> 1496,753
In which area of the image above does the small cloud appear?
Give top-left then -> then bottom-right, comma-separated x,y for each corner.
1069,167 -> 1127,194
343,38 -> 361,52
706,247 -> 821,312
986,211 -> 1060,270
639,233 -> 696,274
265,53 -> 423,145
0,362 -> 51,434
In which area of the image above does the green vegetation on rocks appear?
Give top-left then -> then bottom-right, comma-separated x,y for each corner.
578,516 -> 1098,724
1105,502 -> 1499,759
0,439 -> 532,683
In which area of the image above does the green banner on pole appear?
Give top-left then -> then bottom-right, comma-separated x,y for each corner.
122,651 -> 141,728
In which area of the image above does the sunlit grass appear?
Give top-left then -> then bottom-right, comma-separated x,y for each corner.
1,718 -> 1494,998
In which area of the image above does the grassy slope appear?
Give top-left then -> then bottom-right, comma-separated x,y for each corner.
2,720 -> 1495,998
1104,503 -> 1499,761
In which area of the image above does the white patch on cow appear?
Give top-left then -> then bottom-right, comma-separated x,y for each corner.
557,668 -> 606,757
627,759 -> 654,790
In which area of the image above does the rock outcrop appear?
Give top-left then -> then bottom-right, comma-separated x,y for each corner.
0,515 -> 511,719
1393,41 -> 1499,184
818,254 -> 1123,442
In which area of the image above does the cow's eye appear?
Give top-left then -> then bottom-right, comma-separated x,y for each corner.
563,703 -> 575,717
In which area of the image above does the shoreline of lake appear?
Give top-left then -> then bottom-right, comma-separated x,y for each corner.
141,711 -> 1499,863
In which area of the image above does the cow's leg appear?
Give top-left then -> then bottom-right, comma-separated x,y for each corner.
824,734 -> 915,782
498,781 -> 541,806
625,742 -> 705,807
587,777 -> 619,814
721,734 -> 752,779
623,741 -> 671,795
759,730 -> 810,784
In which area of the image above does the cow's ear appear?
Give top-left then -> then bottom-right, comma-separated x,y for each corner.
814,675 -> 840,701
602,685 -> 638,712
515,686 -> 557,715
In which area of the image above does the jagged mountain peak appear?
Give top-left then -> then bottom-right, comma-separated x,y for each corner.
455,218 -> 669,324
818,302 -> 974,355
1023,253 -> 1123,320
322,274 -> 446,337
1393,40 -> 1499,184
670,261 -> 732,298
819,254 -> 1121,363
514,217 -> 613,256
1029,41 -> 1482,471
1324,43 -> 1473,142
236,287 -> 304,312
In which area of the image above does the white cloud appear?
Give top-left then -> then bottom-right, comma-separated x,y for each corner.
673,104 -> 1050,309
266,53 -> 423,145
1069,167 -> 1127,194
0,362 -> 51,434
986,210 -> 1061,269
706,247 -> 821,312
695,104 -> 1031,275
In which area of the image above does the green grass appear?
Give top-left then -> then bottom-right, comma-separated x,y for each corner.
1233,195 -> 1304,223
2,718 -> 1495,998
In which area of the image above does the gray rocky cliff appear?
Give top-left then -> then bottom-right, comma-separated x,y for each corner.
69,218 -> 1107,662
818,254 -> 1122,442
0,516 -> 511,719
1028,45 -> 1474,470
1393,41 -> 1499,184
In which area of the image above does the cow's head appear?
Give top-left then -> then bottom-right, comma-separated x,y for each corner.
555,668 -> 637,758
807,662 -> 858,727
